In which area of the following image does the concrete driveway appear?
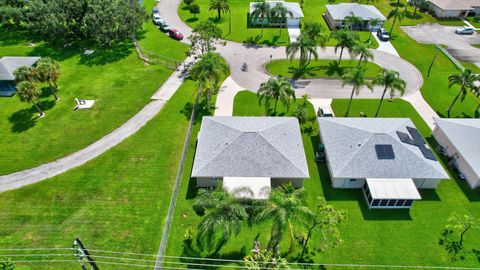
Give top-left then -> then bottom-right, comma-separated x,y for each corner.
402,23 -> 480,63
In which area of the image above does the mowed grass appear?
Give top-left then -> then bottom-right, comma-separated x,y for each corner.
0,19 -> 187,174
0,80 -> 194,270
178,0 -> 379,47
265,59 -> 383,79
166,91 -> 480,268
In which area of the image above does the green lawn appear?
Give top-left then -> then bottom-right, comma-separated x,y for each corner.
265,59 -> 383,79
0,8 -> 188,174
0,80 -> 195,270
165,91 -> 480,268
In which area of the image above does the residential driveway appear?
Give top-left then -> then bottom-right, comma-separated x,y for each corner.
372,32 -> 399,57
288,26 -> 301,42
402,23 -> 480,62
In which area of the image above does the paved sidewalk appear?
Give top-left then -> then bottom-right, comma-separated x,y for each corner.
214,76 -> 244,116
151,56 -> 195,100
402,91 -> 439,130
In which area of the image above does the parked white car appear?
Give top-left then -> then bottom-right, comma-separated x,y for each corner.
455,26 -> 475,35
317,106 -> 334,117
152,14 -> 162,25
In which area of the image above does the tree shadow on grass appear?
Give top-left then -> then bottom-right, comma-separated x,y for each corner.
27,42 -> 79,62
8,100 -> 56,133
180,98 -> 213,122
0,27 -> 43,46
187,17 -> 200,23
78,41 -> 134,66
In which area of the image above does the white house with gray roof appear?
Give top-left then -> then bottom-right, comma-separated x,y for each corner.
318,118 -> 448,209
433,118 -> 480,189
192,117 -> 309,199
0,56 -> 40,97
324,3 -> 386,31
427,0 -> 480,18
249,1 -> 304,27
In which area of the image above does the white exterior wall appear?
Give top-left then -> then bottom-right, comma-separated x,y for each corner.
286,18 -> 300,27
433,126 -> 480,189
413,178 -> 441,189
429,4 -> 467,18
196,177 -> 220,187
332,178 -> 366,189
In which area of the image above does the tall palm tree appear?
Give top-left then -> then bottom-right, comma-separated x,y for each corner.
35,57 -> 61,100
256,185 -> 309,251
352,41 -> 374,67
472,85 -> 480,114
344,12 -> 363,30
196,189 -> 248,254
342,66 -> 372,116
271,3 -> 293,35
410,0 -> 427,17
16,80 -> 44,116
190,52 -> 229,110
286,35 -> 318,70
332,30 -> 359,63
367,18 -> 381,40
303,21 -> 329,49
257,76 -> 296,115
13,66 -> 35,83
447,69 -> 479,118
372,69 -> 406,117
387,7 -> 404,36
251,0 -> 271,36
209,0 -> 229,19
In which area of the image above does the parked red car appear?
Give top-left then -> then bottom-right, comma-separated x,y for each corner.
168,29 -> 183,40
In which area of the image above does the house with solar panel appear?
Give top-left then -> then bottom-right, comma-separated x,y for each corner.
191,117 -> 309,200
0,56 -> 40,97
317,118 -> 449,209
433,118 -> 480,189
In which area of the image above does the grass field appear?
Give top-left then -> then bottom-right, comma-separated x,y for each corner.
0,2 -> 188,175
265,59 -> 383,79
165,91 -> 480,269
0,80 -> 195,270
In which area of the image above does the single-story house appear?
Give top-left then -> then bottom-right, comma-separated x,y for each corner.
426,0 -> 478,18
324,3 -> 386,31
192,116 -> 309,199
249,1 -> 304,27
0,56 -> 40,97
464,0 -> 480,15
318,118 -> 449,209
433,118 -> 480,189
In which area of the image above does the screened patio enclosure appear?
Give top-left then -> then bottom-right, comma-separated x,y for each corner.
363,178 -> 422,209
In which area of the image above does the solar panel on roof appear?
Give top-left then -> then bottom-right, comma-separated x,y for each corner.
375,144 -> 395,160
406,126 -> 425,145
419,145 -> 438,161
396,131 -> 415,145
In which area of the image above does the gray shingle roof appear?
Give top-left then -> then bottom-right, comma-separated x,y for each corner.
0,57 -> 41,81
192,117 -> 309,178
427,0 -> 473,10
325,3 -> 386,21
434,118 -> 480,177
318,118 -> 448,180
249,1 -> 304,18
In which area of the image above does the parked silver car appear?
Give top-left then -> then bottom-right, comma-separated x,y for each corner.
455,26 -> 475,35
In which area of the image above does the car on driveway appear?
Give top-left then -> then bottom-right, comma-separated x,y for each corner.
168,29 -> 184,40
377,28 -> 390,41
159,21 -> 170,32
455,26 -> 475,35
317,106 -> 334,117
152,14 -> 162,25
152,7 -> 159,14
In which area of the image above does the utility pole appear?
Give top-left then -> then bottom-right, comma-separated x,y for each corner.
73,238 -> 100,270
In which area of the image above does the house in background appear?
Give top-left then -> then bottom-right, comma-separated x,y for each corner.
192,117 -> 309,199
433,118 -> 480,189
318,118 -> 449,209
249,1 -> 304,27
426,0 -> 479,18
324,3 -> 386,31
0,56 -> 40,97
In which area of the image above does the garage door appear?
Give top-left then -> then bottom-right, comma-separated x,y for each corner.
287,18 -> 300,27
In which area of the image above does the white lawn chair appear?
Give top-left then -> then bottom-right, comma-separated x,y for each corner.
74,98 -> 96,110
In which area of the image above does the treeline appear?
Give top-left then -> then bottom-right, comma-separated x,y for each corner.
0,0 -> 147,47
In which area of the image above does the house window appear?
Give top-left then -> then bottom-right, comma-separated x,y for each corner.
387,200 -> 396,206
350,179 -> 356,182
372,199 -> 380,207
404,200 -> 413,207
396,200 -> 405,206
379,200 -> 388,206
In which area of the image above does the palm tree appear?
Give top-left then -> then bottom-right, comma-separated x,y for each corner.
271,3 -> 293,35
196,188 -> 248,254
372,69 -> 406,117
16,81 -> 44,116
251,0 -> 271,36
257,76 -> 296,115
367,18 -> 381,40
209,0 -> 229,19
387,7 -> 404,36
447,69 -> 479,118
13,66 -> 35,83
190,52 -> 229,110
352,41 -> 374,67
342,66 -> 372,116
410,0 -> 427,17
332,30 -> 359,63
256,185 -> 309,251
344,12 -> 363,30
286,35 -> 318,70
35,57 -> 61,100
472,85 -> 480,115
303,21 -> 329,49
